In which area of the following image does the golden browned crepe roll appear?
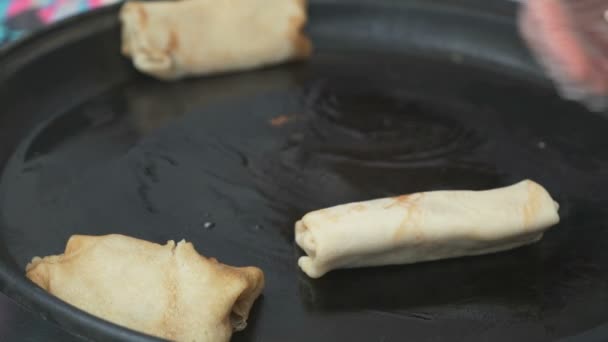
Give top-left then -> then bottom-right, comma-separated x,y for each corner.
296,180 -> 560,278
26,234 -> 264,342
120,0 -> 312,80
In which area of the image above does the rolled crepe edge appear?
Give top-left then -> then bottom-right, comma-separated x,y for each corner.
119,2 -> 180,81
165,239 -> 266,332
296,220 -> 328,278
119,2 -> 145,57
295,220 -> 318,257
523,180 -> 560,231
297,256 -> 325,279
287,0 -> 313,59
228,266 -> 265,332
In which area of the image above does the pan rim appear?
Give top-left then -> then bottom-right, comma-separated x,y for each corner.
0,5 -> 176,340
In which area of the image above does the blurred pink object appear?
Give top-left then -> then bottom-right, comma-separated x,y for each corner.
7,0 -> 33,17
519,0 -> 608,110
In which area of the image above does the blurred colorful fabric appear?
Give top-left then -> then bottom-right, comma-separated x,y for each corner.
0,0 -> 121,44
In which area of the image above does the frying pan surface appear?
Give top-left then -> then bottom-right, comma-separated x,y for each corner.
1,1 -> 608,341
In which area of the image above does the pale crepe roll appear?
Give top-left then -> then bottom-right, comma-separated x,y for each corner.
26,234 -> 264,342
120,0 -> 312,80
296,180 -> 560,278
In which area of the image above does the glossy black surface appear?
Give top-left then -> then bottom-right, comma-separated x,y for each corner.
1,1 -> 608,341
0,293 -> 78,341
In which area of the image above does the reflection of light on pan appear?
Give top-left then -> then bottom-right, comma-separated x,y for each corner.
298,82 -> 481,163
23,92 -> 135,163
247,87 -> 502,226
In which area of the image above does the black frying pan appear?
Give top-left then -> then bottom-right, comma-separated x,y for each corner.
1,0 -> 608,341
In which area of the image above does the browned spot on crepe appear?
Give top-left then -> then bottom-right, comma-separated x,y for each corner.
350,204 -> 367,212
385,194 -> 419,209
269,114 -> 293,127
287,6 -> 313,59
393,206 -> 423,241
523,181 -> 542,228
390,194 -> 423,241
320,208 -> 341,223
165,30 -> 179,54
136,3 -> 147,28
